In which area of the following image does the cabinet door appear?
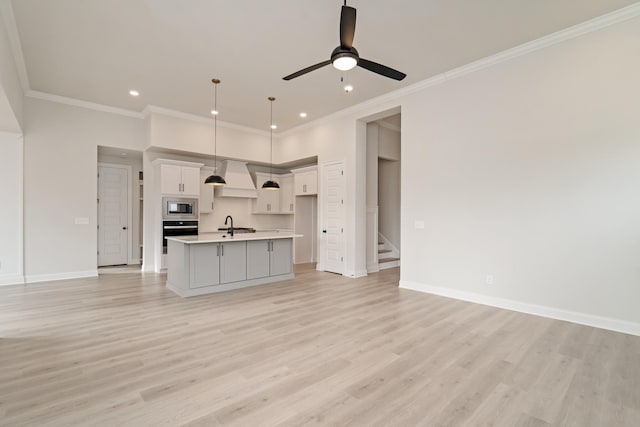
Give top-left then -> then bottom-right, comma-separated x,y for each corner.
200,170 -> 214,214
161,164 -> 183,195
294,173 -> 306,195
270,239 -> 292,276
219,241 -> 247,284
305,170 -> 318,195
255,174 -> 280,212
279,175 -> 294,213
246,240 -> 270,280
189,244 -> 220,288
181,166 -> 201,197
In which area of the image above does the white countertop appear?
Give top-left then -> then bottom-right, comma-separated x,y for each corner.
166,230 -> 303,244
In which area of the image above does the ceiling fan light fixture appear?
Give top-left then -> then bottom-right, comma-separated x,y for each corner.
332,54 -> 357,71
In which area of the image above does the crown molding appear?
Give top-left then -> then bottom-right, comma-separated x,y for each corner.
0,0 -> 29,93
145,105 -> 270,137
26,90 -> 145,118
279,2 -> 640,138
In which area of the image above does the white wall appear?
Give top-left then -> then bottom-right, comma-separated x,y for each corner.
276,14 -> 640,332
0,132 -> 22,284
294,196 -> 317,264
149,111 -> 270,162
278,116 -> 368,277
0,3 -> 23,132
378,158 -> 401,250
378,126 -> 400,161
400,17 -> 640,329
23,97 -> 145,280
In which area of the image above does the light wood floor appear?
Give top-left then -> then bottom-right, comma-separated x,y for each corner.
0,265 -> 639,426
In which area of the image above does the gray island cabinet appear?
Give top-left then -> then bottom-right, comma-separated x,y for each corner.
166,231 -> 301,297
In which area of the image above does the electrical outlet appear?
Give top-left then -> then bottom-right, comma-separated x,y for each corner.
414,220 -> 425,229
485,274 -> 494,285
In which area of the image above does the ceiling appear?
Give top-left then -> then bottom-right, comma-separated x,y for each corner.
9,0 -> 637,132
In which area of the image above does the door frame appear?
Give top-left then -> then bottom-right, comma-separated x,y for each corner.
97,162 -> 133,266
318,159 -> 346,275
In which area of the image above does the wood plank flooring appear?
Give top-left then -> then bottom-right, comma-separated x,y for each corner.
0,265 -> 639,426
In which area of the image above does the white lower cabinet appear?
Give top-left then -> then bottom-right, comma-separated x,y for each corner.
167,237 -> 295,296
188,241 -> 246,289
189,244 -> 220,288
219,241 -> 247,284
246,239 -> 292,280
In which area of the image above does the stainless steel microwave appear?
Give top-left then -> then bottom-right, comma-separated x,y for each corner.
162,197 -> 198,220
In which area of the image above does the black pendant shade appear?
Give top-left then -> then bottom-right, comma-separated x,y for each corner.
205,78 -> 225,186
262,96 -> 280,190
204,174 -> 226,186
262,179 -> 280,190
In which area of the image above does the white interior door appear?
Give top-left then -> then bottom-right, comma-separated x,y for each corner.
98,164 -> 129,266
322,161 -> 345,274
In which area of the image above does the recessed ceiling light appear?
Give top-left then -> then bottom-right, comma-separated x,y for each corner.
299,112 -> 307,118
211,110 -> 219,115
120,152 -> 127,157
270,124 -> 277,129
344,85 -> 354,93
129,90 -> 139,97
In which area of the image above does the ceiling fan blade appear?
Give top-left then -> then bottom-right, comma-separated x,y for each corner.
358,58 -> 407,81
283,60 -> 332,80
340,6 -> 356,48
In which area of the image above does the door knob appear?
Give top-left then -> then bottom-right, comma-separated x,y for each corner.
122,226 -> 128,230
322,230 -> 327,233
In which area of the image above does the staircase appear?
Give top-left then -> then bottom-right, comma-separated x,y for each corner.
377,235 -> 400,270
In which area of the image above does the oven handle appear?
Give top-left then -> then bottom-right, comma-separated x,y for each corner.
163,225 -> 199,230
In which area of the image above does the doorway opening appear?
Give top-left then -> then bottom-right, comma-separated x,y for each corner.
97,147 -> 143,272
365,112 -> 401,273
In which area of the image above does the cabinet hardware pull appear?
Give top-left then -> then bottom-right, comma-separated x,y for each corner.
221,245 -> 224,256
216,245 -> 219,256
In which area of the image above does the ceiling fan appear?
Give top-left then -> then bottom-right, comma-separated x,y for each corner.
283,1 -> 406,81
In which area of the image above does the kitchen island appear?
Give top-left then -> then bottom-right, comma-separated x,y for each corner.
166,231 -> 302,297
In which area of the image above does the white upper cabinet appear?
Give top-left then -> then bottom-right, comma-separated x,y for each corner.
279,174 -> 295,214
293,166 -> 318,196
254,173 -> 281,213
160,163 -> 201,197
199,169 -> 215,214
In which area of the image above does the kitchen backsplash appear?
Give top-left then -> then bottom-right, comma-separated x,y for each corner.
199,197 -> 294,232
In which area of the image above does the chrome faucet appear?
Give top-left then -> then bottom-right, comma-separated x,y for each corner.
224,215 -> 234,237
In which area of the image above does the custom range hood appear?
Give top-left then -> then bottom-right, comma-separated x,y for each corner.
214,160 -> 257,198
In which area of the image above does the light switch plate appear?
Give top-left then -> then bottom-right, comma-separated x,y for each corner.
74,217 -> 90,225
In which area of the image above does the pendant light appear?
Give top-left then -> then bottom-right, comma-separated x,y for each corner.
262,96 -> 280,190
204,78 -> 226,186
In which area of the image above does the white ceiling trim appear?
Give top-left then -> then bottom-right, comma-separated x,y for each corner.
0,0 -> 29,92
278,2 -> 640,138
26,90 -> 145,119
144,105 -> 270,137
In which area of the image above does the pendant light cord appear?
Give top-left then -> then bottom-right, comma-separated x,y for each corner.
212,78 -> 220,171
269,97 -> 275,181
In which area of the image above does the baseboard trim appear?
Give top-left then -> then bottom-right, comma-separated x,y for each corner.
25,270 -> 98,284
0,274 -> 25,286
344,269 -> 368,278
367,263 -> 380,273
399,280 -> 640,337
